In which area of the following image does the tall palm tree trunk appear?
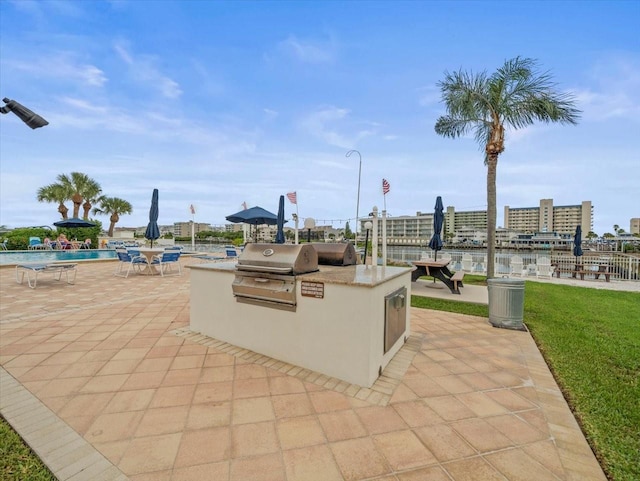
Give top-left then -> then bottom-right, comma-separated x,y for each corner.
486,155 -> 498,279
58,203 -> 69,220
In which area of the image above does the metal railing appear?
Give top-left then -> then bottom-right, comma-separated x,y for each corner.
387,247 -> 639,281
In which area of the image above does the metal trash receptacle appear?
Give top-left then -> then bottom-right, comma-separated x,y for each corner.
487,278 -> 526,331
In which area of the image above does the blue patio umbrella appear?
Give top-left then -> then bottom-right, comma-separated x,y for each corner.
573,225 -> 583,258
275,195 -> 286,244
144,189 -> 160,247
54,217 -> 96,228
226,206 -> 280,242
428,196 -> 444,260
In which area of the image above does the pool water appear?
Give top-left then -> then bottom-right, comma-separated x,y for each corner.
0,249 -> 117,266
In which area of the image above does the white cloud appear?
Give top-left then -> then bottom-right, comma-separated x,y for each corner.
276,35 -> 336,64
575,54 -> 640,121
7,53 -> 107,87
299,106 -> 376,149
113,41 -> 183,99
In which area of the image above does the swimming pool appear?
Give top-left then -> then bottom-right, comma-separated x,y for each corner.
0,249 -> 117,266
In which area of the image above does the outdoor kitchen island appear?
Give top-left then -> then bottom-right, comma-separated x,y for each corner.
189,260 -> 412,388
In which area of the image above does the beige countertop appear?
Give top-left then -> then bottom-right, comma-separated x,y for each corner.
189,262 -> 412,287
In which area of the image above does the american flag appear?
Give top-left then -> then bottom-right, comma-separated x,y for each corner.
382,178 -> 390,195
189,204 -> 195,215
287,192 -> 297,204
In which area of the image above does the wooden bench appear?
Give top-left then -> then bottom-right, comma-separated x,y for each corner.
554,264 -> 582,279
450,271 -> 465,292
577,265 -> 611,282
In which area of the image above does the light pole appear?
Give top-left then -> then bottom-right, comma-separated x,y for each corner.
1,98 -> 49,129
346,150 -> 361,249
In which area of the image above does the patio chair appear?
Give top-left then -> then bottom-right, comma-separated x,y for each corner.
150,250 -> 182,276
537,257 -> 553,279
225,248 -> 239,259
510,255 -> 524,277
0,238 -> 7,250
114,247 -> 148,278
461,253 -> 473,272
28,237 -> 43,249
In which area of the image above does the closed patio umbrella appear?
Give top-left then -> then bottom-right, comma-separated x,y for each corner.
144,189 -> 160,247
573,225 -> 583,260
428,196 -> 444,260
275,195 -> 286,244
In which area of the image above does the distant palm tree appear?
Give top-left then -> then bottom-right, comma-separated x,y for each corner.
37,183 -> 71,220
435,57 -> 580,278
93,197 -> 133,237
57,172 -> 102,219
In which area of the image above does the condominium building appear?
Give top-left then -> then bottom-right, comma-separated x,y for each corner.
444,207 -> 487,235
504,200 -> 592,234
362,213 -> 434,246
631,218 -> 640,235
173,222 -> 212,238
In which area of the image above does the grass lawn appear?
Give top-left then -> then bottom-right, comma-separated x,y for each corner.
412,276 -> 640,481
0,416 -> 55,481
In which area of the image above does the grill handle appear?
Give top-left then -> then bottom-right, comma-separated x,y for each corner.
237,265 -> 293,274
254,278 -> 270,283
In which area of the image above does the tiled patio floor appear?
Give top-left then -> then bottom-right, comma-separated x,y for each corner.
0,260 -> 608,480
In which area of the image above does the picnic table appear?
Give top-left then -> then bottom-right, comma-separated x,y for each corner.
411,259 -> 464,294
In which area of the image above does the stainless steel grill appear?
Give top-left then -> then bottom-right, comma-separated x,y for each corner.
311,243 -> 357,266
232,243 -> 318,311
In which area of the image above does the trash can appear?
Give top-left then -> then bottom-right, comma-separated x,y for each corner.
487,278 -> 526,331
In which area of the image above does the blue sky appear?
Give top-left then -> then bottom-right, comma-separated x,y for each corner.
1,0 -> 638,236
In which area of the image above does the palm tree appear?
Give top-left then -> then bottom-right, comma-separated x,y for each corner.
57,172 -> 102,219
37,183 -> 71,220
92,197 -> 133,237
81,184 -> 103,220
435,57 -> 580,278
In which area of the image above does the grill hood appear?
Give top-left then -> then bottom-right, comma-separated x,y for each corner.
236,243 -> 318,275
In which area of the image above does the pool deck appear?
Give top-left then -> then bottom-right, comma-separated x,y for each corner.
0,260 -> 622,481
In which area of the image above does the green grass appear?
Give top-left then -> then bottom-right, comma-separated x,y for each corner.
1,416 -> 55,481
412,279 -> 640,481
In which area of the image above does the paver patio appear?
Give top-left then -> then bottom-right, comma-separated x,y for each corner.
0,260 -> 608,480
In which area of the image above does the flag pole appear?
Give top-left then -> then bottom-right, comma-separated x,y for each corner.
294,203 -> 299,244
190,204 -> 196,251
287,192 -> 299,244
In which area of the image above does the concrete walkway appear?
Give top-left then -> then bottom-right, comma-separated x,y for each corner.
0,261 -> 611,480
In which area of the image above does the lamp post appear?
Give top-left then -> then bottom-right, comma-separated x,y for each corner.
346,150 -> 362,249
363,221 -> 373,264
304,218 -> 316,243
1,98 -> 48,129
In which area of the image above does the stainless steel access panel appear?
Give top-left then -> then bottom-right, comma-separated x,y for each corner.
384,286 -> 407,353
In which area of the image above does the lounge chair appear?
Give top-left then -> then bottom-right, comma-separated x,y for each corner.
510,255 -> 524,277
537,257 -> 553,278
28,237 -> 44,249
150,250 -> 182,276
225,248 -> 239,259
16,263 -> 78,288
0,239 -> 7,251
461,253 -> 473,272
114,248 -> 148,278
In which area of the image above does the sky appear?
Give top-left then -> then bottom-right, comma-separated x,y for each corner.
1,0 -> 638,236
